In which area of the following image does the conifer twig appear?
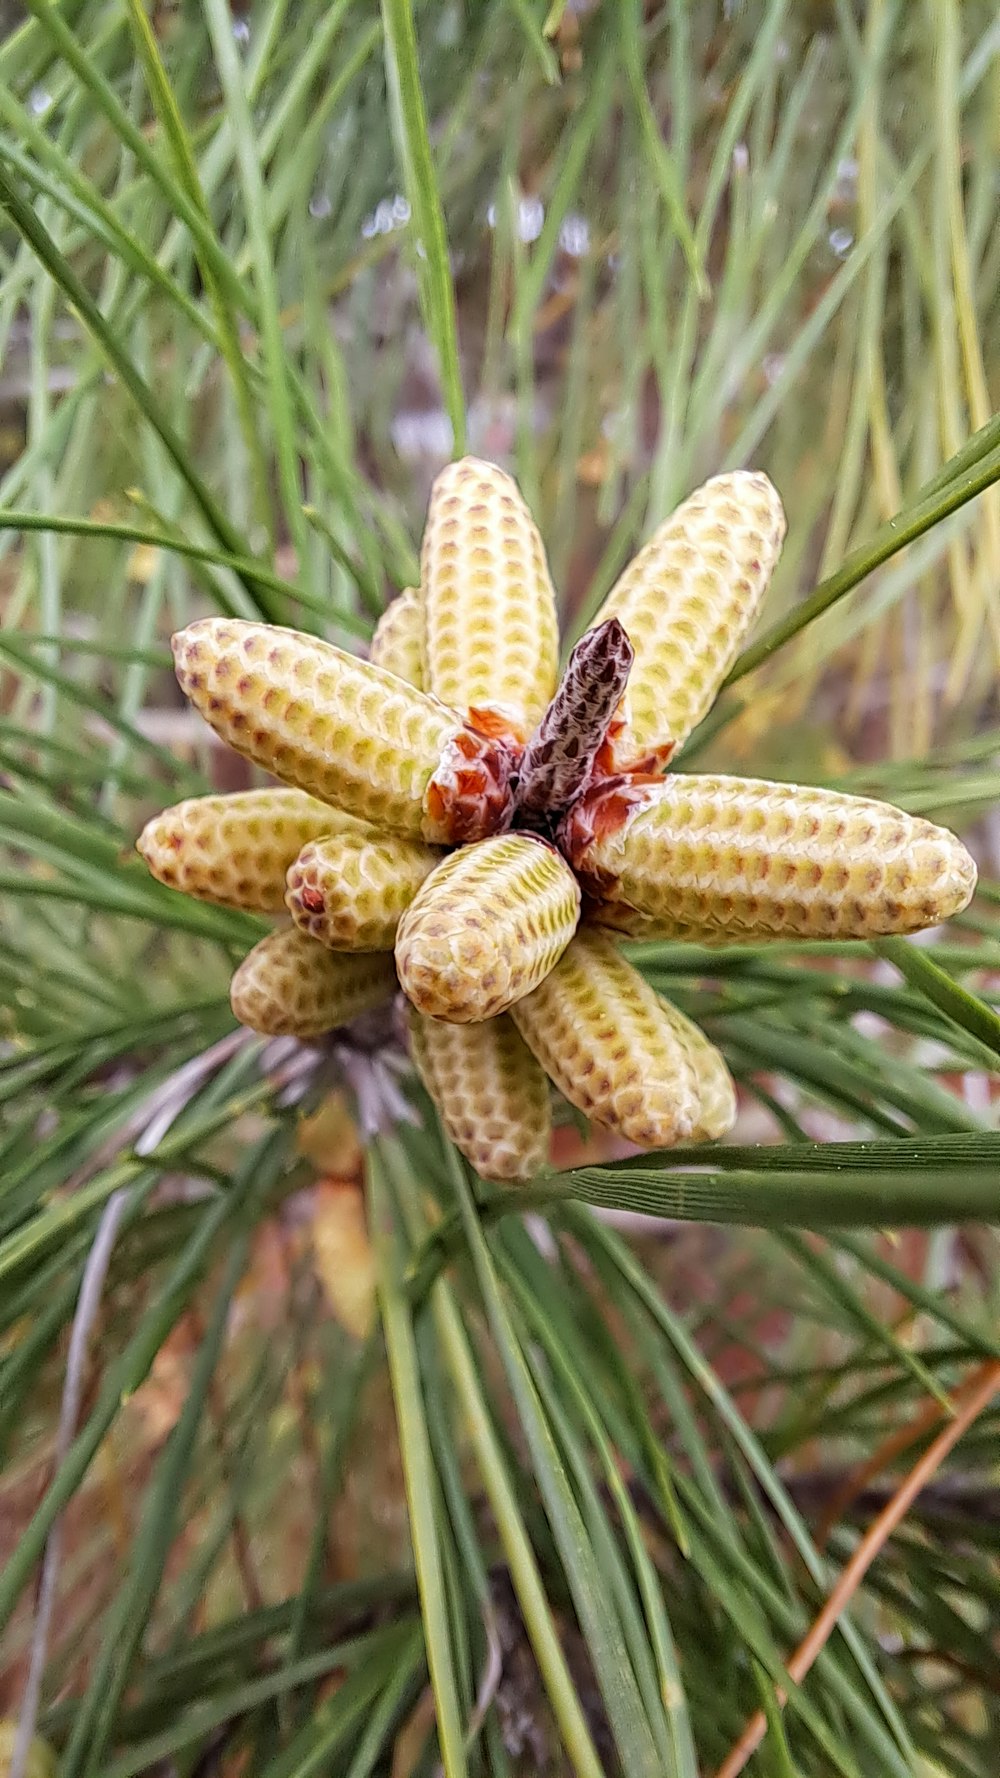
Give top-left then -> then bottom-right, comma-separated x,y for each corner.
714,1359 -> 1000,1778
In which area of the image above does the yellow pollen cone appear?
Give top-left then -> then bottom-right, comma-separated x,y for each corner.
588,471 -> 785,764
172,618 -> 513,843
137,788 -> 366,912
312,1179 -> 377,1341
230,927 -> 396,1038
653,993 -> 737,1141
409,1008 -> 551,1181
286,829 -> 443,951
511,929 -> 709,1148
370,585 -> 426,689
573,774 -> 977,943
421,457 -> 559,739
395,833 -> 580,1024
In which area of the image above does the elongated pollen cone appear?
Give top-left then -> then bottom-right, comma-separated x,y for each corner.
588,471 -> 785,764
653,994 -> 737,1141
137,788 -> 364,912
286,829 -> 443,951
409,1009 -> 551,1181
570,774 -> 977,942
370,586 -> 426,689
395,833 -> 581,1024
511,929 -> 707,1148
172,618 -> 513,843
422,456 -> 559,738
230,927 -> 397,1038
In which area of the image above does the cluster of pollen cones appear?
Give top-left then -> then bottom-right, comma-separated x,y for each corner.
139,458 -> 977,1181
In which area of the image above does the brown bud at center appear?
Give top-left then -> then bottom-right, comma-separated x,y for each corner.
514,618 -> 635,823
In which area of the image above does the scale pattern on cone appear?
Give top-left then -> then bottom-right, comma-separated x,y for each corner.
510,929 -> 704,1147
421,457 -> 559,738
395,833 -> 581,1024
409,1009 -> 551,1181
286,829 -> 443,951
587,472 -> 785,763
172,618 -> 512,843
571,773 -> 977,941
655,993 -> 737,1141
370,586 -> 426,689
136,788 -> 362,912
230,927 -> 396,1037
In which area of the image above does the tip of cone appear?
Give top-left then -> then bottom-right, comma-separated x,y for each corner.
951,843 -> 978,916
229,973 -> 258,1030
170,618 -> 213,663
172,615 -> 252,652
396,911 -> 506,1023
701,466 -> 785,520
431,454 -> 515,495
706,466 -> 776,491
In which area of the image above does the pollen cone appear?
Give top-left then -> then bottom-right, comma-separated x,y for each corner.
571,774 -> 977,942
395,834 -> 580,1024
286,829 -> 442,951
230,927 -> 396,1038
370,585 -> 426,689
138,788 -> 363,912
172,618 -> 513,844
422,457 -> 559,739
587,471 -> 785,764
511,929 -> 722,1149
409,1009 -> 551,1181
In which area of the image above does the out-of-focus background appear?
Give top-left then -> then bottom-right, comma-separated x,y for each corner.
1,4 -> 1000,1775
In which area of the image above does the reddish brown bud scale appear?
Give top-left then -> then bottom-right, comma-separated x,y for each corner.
515,618 -> 634,821
422,727 -> 517,845
557,770 -> 664,891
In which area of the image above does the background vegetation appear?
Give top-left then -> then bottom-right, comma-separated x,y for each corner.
2,1 -> 1000,1773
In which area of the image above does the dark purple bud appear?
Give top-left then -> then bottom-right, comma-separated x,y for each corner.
514,618 -> 633,820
